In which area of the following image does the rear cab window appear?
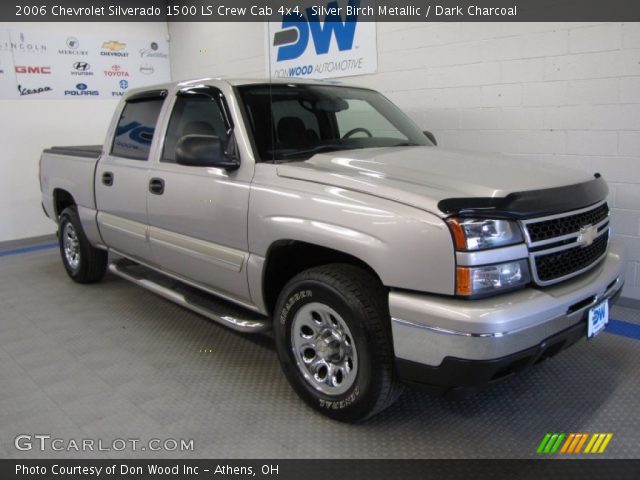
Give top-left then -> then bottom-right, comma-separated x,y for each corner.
111,91 -> 166,160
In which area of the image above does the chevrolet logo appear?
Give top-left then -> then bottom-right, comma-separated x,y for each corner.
577,224 -> 598,247
102,41 -> 126,51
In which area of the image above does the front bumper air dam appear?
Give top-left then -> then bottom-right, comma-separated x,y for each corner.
390,237 -> 626,396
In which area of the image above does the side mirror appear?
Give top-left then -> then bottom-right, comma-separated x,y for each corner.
175,134 -> 239,170
423,130 -> 437,146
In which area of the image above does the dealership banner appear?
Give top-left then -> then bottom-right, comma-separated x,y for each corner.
0,28 -> 170,99
2,0 -> 640,22
266,0 -> 377,80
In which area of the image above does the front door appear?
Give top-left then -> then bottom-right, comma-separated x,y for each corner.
146,86 -> 252,304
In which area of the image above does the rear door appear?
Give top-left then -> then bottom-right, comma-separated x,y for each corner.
146,85 -> 253,304
95,90 -> 166,262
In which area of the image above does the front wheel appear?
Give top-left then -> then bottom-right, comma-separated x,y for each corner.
274,264 -> 402,422
58,206 -> 108,283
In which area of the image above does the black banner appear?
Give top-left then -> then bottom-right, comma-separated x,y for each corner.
3,459 -> 640,480
3,0 -> 640,22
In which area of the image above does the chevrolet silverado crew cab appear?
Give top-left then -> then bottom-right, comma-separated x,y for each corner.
40,78 -> 626,421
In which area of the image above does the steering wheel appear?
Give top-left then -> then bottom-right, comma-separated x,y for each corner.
342,127 -> 373,139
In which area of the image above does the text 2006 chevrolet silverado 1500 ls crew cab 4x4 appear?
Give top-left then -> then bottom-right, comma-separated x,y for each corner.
40,78 -> 626,421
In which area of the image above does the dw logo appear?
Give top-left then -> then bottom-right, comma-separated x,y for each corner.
273,0 -> 360,62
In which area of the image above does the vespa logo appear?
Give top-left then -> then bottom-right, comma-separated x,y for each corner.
273,0 -> 359,62
577,225 -> 599,247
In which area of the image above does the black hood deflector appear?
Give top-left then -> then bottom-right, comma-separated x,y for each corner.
438,175 -> 608,219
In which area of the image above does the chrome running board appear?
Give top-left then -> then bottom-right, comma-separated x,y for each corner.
108,258 -> 270,333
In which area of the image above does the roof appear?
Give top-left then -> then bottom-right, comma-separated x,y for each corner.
122,77 -> 368,100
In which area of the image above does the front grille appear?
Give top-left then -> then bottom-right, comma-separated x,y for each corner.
534,231 -> 609,282
521,201 -> 610,286
526,203 -> 609,243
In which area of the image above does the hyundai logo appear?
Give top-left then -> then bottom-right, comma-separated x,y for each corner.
73,62 -> 90,71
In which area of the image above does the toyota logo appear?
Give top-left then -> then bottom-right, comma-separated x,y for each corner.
73,62 -> 90,71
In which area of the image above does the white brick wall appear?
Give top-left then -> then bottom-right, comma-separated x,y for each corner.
169,22 -> 640,301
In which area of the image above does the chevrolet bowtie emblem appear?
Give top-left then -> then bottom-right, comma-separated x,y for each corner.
577,224 -> 598,247
102,41 -> 126,51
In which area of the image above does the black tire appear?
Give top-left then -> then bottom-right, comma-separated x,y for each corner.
273,264 -> 403,422
58,206 -> 108,283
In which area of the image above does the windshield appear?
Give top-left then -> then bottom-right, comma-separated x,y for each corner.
237,83 -> 432,161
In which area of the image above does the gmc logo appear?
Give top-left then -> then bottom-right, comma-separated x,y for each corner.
15,66 -> 51,74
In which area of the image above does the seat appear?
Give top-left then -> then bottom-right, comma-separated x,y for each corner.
182,120 -> 217,137
277,117 -> 307,149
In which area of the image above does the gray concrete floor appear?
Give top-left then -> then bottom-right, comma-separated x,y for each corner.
1,247 -> 639,459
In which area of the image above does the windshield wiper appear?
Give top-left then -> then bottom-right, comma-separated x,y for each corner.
278,144 -> 359,160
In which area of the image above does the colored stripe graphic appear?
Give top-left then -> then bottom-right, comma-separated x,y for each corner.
538,433 -> 613,454
0,242 -> 58,258
606,320 -> 640,341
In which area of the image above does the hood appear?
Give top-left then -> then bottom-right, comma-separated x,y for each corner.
276,146 -> 595,217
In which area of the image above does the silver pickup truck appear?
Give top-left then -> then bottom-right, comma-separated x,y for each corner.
40,78 -> 626,421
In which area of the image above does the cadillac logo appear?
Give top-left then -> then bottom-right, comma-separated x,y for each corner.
577,225 -> 598,247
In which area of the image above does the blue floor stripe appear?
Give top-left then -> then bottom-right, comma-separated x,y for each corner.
606,319 -> 640,341
0,243 -> 58,258
1,241 -> 639,343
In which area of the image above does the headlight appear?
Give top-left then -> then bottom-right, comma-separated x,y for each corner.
447,218 -> 523,251
456,260 -> 531,297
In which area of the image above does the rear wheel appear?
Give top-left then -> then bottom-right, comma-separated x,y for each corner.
59,206 -> 108,283
274,264 -> 402,422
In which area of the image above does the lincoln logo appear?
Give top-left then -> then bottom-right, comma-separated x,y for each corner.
577,225 -> 598,247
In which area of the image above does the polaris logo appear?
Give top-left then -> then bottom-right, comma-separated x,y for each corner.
64,83 -> 99,96
273,0 -> 359,62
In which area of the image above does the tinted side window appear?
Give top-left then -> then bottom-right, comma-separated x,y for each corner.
162,93 -> 229,163
111,98 -> 164,160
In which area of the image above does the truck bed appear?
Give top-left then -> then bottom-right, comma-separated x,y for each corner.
43,145 -> 102,159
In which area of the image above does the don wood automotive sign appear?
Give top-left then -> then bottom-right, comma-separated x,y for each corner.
266,0 -> 377,80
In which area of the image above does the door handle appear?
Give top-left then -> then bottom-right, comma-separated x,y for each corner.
149,177 -> 165,195
102,171 -> 114,186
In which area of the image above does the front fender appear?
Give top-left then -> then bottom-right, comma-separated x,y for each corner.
248,166 -> 455,296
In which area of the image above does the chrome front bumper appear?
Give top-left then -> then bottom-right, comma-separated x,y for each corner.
390,237 -> 626,368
